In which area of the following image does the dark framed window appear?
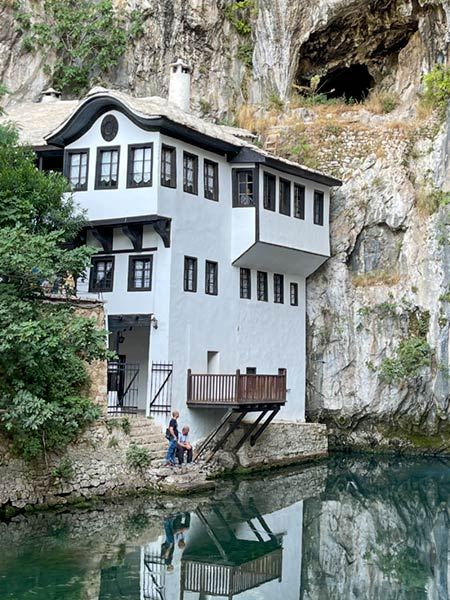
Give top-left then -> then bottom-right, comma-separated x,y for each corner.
89,256 -> 114,292
274,273 -> 284,304
263,172 -> 276,211
205,260 -> 218,295
240,268 -> 251,299
294,184 -> 305,219
127,144 -> 153,188
246,367 -> 257,374
279,178 -> 291,216
183,152 -> 198,194
233,169 -> 254,206
161,145 -> 176,188
257,271 -> 268,302
65,149 -> 89,191
95,147 -> 119,189
204,159 -> 219,201
314,190 -> 324,225
128,255 -> 153,291
184,256 -> 197,292
290,282 -> 299,306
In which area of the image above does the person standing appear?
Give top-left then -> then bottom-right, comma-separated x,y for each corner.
177,426 -> 193,465
165,410 -> 179,466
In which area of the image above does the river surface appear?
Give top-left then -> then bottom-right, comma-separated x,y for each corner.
0,454 -> 449,600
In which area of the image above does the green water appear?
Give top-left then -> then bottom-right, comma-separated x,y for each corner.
1,454 -> 449,599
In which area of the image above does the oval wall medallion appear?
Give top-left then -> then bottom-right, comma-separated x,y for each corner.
101,115 -> 119,141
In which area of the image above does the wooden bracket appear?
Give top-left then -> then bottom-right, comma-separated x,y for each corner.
122,223 -> 143,251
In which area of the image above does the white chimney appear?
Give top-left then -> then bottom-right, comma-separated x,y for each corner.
40,88 -> 62,103
168,59 -> 192,112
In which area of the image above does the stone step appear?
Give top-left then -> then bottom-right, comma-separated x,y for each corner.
129,433 -> 166,444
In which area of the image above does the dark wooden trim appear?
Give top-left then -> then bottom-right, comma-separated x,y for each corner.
89,255 -> 115,293
184,256 -> 198,292
91,226 -> 113,252
314,190 -> 325,226
63,147 -> 90,191
262,171 -> 276,212
126,142 -> 153,188
279,177 -> 291,216
127,254 -> 153,292
161,144 -> 177,188
239,267 -> 251,299
153,218 -> 171,248
257,270 -> 268,302
273,273 -> 284,304
183,151 -> 198,195
232,168 -> 256,207
94,246 -> 157,256
122,223 -> 143,251
204,159 -> 219,201
294,183 -> 305,220
94,145 -> 120,190
290,282 -> 299,306
205,260 -> 218,295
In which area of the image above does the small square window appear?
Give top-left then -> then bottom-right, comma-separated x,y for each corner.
95,147 -> 120,189
274,273 -> 284,304
204,160 -> 219,201
183,152 -> 198,194
314,190 -> 324,225
240,268 -> 251,299
257,271 -> 268,302
234,170 -> 254,206
128,255 -> 153,291
161,145 -> 177,188
89,256 -> 114,292
184,256 -> 197,292
294,184 -> 305,219
128,144 -> 153,188
279,179 -> 291,216
263,172 -> 276,211
66,150 -> 89,191
290,282 -> 299,306
205,260 -> 218,295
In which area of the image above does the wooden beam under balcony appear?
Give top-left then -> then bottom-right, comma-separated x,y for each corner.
186,369 -> 286,409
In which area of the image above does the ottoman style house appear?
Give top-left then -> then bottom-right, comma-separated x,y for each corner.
2,61 -> 340,445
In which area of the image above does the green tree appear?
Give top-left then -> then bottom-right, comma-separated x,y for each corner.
0,124 -> 110,460
14,0 -> 143,96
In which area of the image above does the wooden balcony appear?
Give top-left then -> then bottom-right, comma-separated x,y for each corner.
187,369 -> 286,408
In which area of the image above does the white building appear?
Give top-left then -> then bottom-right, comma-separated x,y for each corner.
3,63 -> 340,442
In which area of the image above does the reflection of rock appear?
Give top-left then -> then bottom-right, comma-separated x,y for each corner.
301,456 -> 450,599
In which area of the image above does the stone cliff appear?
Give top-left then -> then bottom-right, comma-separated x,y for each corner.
2,0 -> 450,451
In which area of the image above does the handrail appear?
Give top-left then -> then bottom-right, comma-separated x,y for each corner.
187,369 -> 286,405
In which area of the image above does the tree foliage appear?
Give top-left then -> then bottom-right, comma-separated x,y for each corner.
14,0 -> 144,95
0,125 -> 110,460
423,64 -> 450,113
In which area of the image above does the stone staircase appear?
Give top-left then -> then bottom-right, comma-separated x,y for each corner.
127,416 -> 167,466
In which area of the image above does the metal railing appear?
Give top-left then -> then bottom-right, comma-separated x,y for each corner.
187,369 -> 286,406
107,361 -> 139,415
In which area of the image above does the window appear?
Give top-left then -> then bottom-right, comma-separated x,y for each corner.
66,150 -> 89,191
184,256 -> 197,292
205,260 -> 218,295
279,179 -> 291,216
89,256 -> 114,292
127,144 -> 153,188
161,145 -> 176,188
183,152 -> 198,194
274,274 -> 284,304
204,159 -> 219,201
128,255 -> 153,291
263,172 -> 276,211
240,268 -> 251,299
246,367 -> 257,374
314,190 -> 324,225
95,147 -> 119,189
290,282 -> 299,306
257,271 -> 268,302
234,170 -> 254,206
294,184 -> 305,219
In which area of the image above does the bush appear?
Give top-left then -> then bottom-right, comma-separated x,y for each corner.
379,337 -> 431,383
126,444 -> 151,470
51,457 -> 74,480
423,64 -> 450,112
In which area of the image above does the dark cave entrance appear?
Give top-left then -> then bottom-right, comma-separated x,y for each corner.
318,64 -> 374,102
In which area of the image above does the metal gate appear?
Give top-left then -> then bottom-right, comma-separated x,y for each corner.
149,361 -> 173,414
107,361 -> 139,415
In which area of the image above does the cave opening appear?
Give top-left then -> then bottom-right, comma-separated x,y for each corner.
318,64 -> 374,102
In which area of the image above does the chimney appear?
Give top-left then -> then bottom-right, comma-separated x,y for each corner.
168,59 -> 192,112
40,88 -> 62,103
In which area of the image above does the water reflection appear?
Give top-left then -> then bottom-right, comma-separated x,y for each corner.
1,456 -> 450,599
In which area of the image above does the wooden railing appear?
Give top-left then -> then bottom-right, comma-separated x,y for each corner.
187,369 -> 286,406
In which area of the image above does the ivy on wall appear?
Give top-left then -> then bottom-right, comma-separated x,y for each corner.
14,0 -> 144,96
